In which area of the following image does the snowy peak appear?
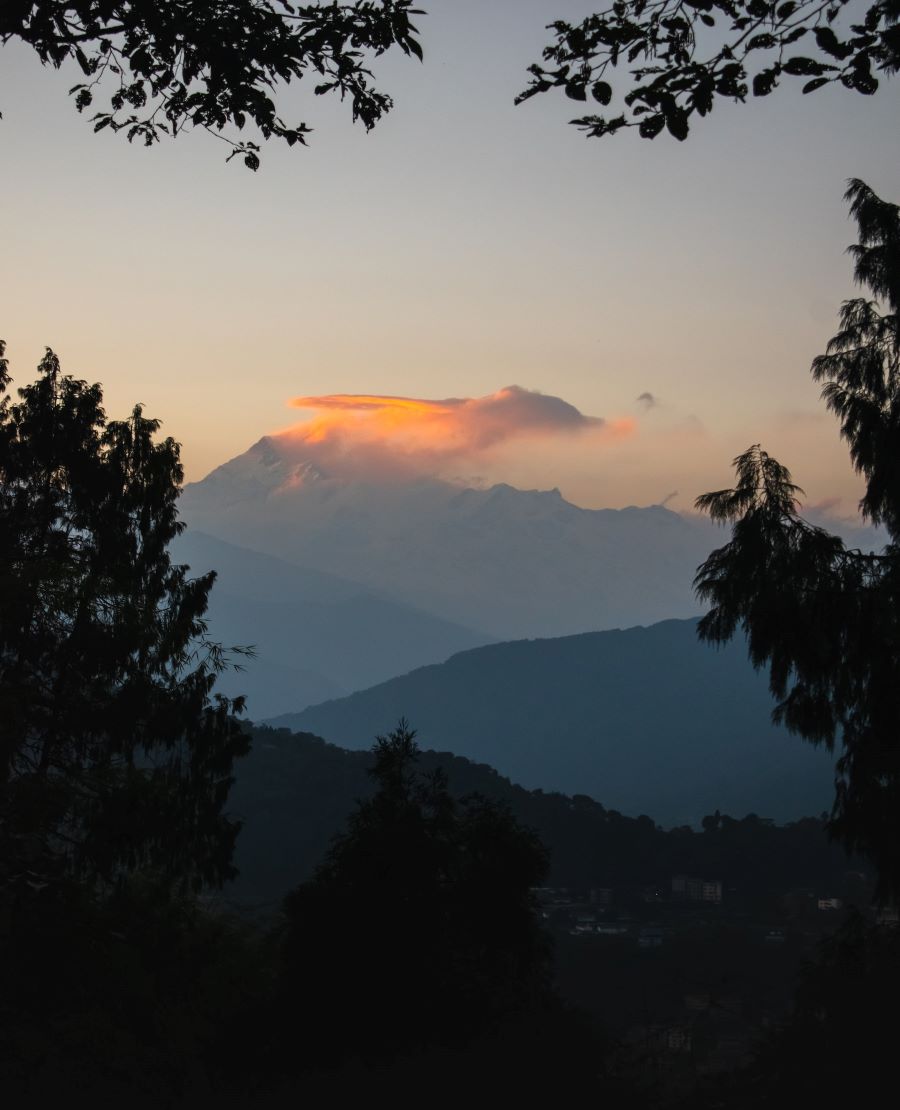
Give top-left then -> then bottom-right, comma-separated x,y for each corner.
191,436 -> 329,507
181,434 -> 718,641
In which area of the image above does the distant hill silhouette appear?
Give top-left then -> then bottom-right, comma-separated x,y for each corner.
228,724 -> 847,908
172,530 -> 491,717
265,619 -> 835,826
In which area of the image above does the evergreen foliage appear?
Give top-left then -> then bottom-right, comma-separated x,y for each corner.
232,725 -> 850,907
0,343 -> 250,902
279,721 -> 553,1063
694,181 -> 900,900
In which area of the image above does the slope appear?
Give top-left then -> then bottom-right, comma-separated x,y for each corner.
266,619 -> 835,826
172,530 -> 492,718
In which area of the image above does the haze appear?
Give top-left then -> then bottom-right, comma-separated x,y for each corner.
1,0 -> 898,515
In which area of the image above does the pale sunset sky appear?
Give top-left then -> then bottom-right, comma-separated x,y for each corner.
1,0 -> 898,515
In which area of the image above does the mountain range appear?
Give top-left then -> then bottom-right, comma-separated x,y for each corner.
266,619 -> 835,827
228,724 -> 847,909
171,530 -> 490,718
180,433 -> 723,642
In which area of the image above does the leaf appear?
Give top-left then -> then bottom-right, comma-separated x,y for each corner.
753,68 -> 779,97
802,77 -> 830,93
591,80 -> 612,105
692,77 -> 715,116
638,114 -> 666,139
814,26 -> 845,58
849,70 -> 879,95
565,81 -> 588,101
782,56 -> 830,76
665,107 -> 689,141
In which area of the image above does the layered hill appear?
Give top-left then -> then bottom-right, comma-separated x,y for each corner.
266,619 -> 836,827
228,725 -> 847,909
172,530 -> 491,718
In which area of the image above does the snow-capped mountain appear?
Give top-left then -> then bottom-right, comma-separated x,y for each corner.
180,434 -> 722,640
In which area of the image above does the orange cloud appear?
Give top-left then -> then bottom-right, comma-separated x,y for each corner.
277,386 -> 632,482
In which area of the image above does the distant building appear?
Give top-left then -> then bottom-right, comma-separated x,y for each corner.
817,897 -> 843,911
672,874 -> 702,901
672,874 -> 722,903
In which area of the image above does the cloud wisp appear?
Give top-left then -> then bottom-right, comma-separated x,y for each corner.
277,385 -> 633,482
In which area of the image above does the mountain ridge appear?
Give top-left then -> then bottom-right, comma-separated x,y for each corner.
181,435 -> 721,640
172,529 -> 492,718
265,618 -> 835,827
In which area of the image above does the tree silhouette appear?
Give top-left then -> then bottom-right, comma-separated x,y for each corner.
279,720 -> 552,1064
693,180 -> 900,900
0,342 -> 250,902
0,1 -> 424,168
517,1 -> 899,142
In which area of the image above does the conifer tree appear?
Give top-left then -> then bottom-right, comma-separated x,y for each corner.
694,180 -> 900,900
0,343 -> 249,901
280,721 -> 551,1061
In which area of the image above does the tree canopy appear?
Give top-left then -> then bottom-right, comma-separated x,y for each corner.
0,1 -> 424,167
0,342 -> 250,901
279,721 -> 552,1062
516,1 -> 899,142
693,180 -> 900,900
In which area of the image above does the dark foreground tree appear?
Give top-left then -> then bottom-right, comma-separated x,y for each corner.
0,1 -> 424,167
693,180 -> 900,900
0,342 -> 256,1099
517,1 -> 899,143
278,721 -> 553,1066
0,341 -> 250,902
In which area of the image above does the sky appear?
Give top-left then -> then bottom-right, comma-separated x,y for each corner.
1,0 -> 898,515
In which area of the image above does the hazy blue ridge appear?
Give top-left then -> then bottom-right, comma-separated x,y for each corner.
172,529 -> 493,717
263,618 -> 835,828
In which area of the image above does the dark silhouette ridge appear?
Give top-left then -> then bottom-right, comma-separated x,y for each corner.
229,722 -> 853,909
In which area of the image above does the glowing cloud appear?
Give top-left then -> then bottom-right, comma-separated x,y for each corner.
277,385 -> 633,482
